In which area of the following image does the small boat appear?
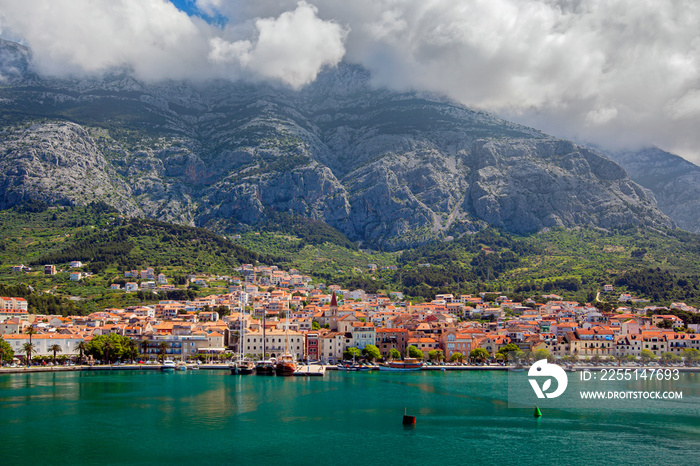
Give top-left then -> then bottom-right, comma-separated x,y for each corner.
231,360 -> 255,375
255,360 -> 275,375
511,364 -> 525,372
275,321 -> 297,377
403,407 -> 416,425
176,361 -> 187,371
378,358 -> 423,371
337,362 -> 360,371
161,359 -> 176,371
275,355 -> 296,376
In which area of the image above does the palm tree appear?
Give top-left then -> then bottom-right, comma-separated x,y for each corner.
23,342 -> 35,366
76,341 -> 87,365
140,339 -> 150,359
158,341 -> 168,363
48,344 -> 62,365
127,339 -> 138,362
25,326 -> 36,345
103,340 -> 113,364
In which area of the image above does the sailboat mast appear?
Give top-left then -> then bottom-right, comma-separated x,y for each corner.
239,314 -> 244,362
285,318 -> 290,357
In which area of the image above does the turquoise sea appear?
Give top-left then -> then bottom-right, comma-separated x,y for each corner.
1,370 -> 698,465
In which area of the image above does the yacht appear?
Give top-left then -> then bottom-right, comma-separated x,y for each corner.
161,359 -> 177,371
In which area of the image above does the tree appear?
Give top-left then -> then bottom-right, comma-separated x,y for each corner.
76,341 -> 87,365
23,342 -> 35,364
311,320 -> 321,330
428,349 -> 444,362
48,344 -> 62,365
640,349 -> 656,366
659,352 -> 681,366
496,343 -> 521,365
343,347 -> 361,361
450,352 -> 463,362
0,336 -> 14,364
470,348 -> 490,364
533,348 -> 553,362
158,341 -> 168,363
127,339 -> 138,362
407,345 -> 424,360
591,354 -> 603,366
624,354 -> 637,364
390,348 -> 401,360
681,348 -> 700,366
104,340 -> 113,364
362,344 -> 381,362
657,319 -> 673,329
514,350 -> 526,363
140,339 -> 150,358
86,333 -> 130,363
25,326 -> 36,346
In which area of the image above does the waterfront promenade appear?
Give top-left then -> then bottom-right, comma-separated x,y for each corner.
2,363 -> 698,374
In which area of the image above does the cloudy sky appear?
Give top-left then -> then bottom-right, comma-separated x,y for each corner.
1,0 -> 699,161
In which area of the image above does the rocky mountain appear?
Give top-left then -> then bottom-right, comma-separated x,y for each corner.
607,147 -> 700,234
0,39 -> 674,249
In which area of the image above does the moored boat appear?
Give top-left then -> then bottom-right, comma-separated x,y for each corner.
231,315 -> 254,375
161,359 -> 176,371
275,356 -> 296,376
231,360 -> 255,375
337,362 -> 360,371
176,361 -> 187,371
275,320 -> 297,376
255,360 -> 275,375
378,358 -> 423,371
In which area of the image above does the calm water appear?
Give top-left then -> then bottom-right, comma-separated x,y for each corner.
1,370 -> 698,465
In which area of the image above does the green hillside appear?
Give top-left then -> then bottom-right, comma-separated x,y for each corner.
3,204 -> 700,313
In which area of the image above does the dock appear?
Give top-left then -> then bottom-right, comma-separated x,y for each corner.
293,364 -> 326,377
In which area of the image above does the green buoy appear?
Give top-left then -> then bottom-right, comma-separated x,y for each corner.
534,406 -> 542,418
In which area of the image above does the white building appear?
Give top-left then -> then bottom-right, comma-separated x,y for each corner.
241,329 -> 305,360
2,334 -> 84,358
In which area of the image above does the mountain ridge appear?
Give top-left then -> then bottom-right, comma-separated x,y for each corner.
0,39 -> 676,249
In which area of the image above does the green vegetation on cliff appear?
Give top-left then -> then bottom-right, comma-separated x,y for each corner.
4,204 -> 700,311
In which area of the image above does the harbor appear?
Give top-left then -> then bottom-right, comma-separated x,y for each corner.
1,369 -> 698,465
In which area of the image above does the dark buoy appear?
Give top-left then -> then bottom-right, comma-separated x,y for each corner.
534,406 -> 542,418
403,407 -> 416,425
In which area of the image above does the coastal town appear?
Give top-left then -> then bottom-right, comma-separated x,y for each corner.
2,262 -> 700,369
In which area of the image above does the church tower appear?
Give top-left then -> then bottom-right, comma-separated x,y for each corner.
329,291 -> 339,331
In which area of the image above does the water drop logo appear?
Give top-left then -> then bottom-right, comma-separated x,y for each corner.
528,359 -> 568,399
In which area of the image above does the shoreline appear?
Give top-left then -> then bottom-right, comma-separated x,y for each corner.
2,364 -> 699,375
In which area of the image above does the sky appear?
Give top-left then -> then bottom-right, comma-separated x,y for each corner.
0,0 -> 699,162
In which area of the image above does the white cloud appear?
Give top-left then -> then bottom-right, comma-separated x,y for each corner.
0,0 -> 212,80
1,0 -> 700,162
208,1 -> 347,89
666,89 -> 700,120
0,0 -> 346,87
